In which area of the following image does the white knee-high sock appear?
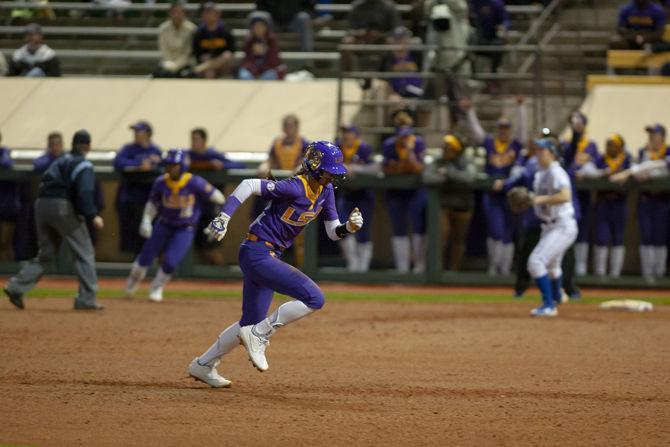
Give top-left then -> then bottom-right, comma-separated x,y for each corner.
253,300 -> 315,337
357,241 -> 373,272
391,236 -> 411,273
126,261 -> 147,295
593,245 -> 608,277
488,239 -> 504,275
339,236 -> 358,271
499,243 -> 514,275
654,246 -> 667,277
150,268 -> 172,292
198,322 -> 241,366
609,246 -> 625,278
575,242 -> 588,276
640,245 -> 653,278
411,234 -> 427,273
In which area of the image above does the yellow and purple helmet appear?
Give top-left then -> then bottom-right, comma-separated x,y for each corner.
163,148 -> 189,172
302,140 -> 347,180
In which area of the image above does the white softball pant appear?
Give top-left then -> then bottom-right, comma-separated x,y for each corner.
527,217 -> 578,279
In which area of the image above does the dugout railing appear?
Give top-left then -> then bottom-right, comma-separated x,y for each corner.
1,167 -> 669,289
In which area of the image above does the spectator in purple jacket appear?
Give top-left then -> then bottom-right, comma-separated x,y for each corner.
33,132 -> 64,173
113,121 -> 162,254
611,0 -> 667,49
239,11 -> 286,80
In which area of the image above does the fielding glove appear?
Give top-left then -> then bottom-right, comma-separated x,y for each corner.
345,207 -> 364,233
208,212 -> 231,242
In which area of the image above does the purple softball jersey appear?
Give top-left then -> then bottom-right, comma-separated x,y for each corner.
248,175 -> 338,249
483,136 -> 522,177
149,173 -> 216,227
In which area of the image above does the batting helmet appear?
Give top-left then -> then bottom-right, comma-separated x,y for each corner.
163,148 -> 189,172
301,141 -> 347,180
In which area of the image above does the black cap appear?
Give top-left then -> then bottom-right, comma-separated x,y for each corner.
72,129 -> 91,146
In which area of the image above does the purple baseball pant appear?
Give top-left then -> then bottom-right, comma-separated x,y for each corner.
136,221 -> 194,274
238,240 -> 324,326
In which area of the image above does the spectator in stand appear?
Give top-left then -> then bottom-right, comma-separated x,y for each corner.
611,0 -> 667,49
341,0 -> 401,72
239,11 -> 285,80
469,0 -> 508,91
113,121 -> 162,255
256,0 -> 315,53
9,23 -> 60,77
193,2 -> 237,79
188,127 -> 244,265
155,1 -> 196,78
0,133 -> 20,262
373,26 -> 424,126
33,132 -> 64,173
423,0 -> 471,128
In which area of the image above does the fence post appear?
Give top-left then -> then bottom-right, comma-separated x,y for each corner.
425,185 -> 442,283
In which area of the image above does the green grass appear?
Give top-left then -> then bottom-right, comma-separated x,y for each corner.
24,287 -> 670,305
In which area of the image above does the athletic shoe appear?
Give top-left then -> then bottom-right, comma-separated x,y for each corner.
238,325 -> 269,372
148,287 -> 163,303
188,358 -> 231,388
125,277 -> 140,297
530,306 -> 558,317
74,301 -> 104,311
4,288 -> 24,310
513,290 -> 525,299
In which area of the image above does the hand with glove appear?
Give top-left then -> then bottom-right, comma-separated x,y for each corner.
139,217 -> 153,239
506,186 -> 535,214
208,212 -> 231,242
346,207 -> 364,233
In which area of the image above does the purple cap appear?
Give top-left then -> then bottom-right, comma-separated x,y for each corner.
339,124 -> 359,134
645,123 -> 666,136
130,121 -> 152,134
396,126 -> 414,137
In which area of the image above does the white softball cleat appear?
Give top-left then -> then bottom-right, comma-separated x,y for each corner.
530,306 -> 558,317
188,358 -> 231,388
125,278 -> 140,298
148,287 -> 163,302
238,325 -> 269,372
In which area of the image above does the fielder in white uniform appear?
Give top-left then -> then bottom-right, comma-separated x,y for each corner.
527,139 -> 578,317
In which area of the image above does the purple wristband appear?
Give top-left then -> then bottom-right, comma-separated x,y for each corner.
221,196 -> 242,216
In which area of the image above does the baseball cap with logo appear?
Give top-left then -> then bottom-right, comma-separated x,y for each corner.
644,123 -> 666,136
130,121 -> 153,134
496,117 -> 512,128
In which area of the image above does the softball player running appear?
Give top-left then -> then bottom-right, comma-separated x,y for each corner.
527,139 -> 577,317
188,141 -> 363,388
125,149 -> 225,302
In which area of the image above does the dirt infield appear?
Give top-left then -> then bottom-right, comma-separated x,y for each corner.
1,293 -> 669,446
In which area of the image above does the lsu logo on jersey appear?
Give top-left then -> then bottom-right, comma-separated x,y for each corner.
280,206 -> 322,227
